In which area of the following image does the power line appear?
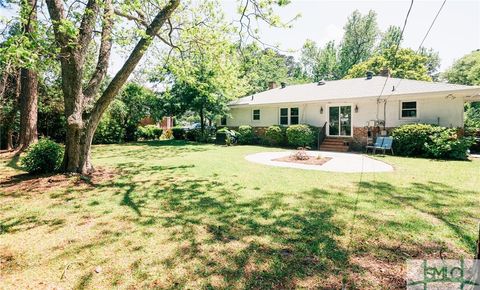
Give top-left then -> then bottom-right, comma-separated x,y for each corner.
385,0 -> 447,102
376,0 -> 414,120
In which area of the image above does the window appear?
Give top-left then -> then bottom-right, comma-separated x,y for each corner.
280,108 -> 288,125
290,107 -> 299,125
253,109 -> 261,120
279,107 -> 300,125
401,101 -> 417,118
220,116 -> 227,126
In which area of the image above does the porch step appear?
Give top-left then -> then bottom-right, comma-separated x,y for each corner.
319,137 -> 350,152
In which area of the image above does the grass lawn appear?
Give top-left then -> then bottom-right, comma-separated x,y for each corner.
1,140 -> 479,289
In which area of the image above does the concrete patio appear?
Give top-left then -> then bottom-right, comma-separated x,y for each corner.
245,151 -> 394,173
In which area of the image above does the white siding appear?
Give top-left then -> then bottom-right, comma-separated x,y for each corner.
222,95 -> 465,128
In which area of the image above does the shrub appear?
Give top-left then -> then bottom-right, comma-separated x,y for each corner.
136,125 -> 162,140
391,124 -> 435,156
94,115 -> 125,144
216,128 -> 238,145
186,128 -> 201,141
424,128 -> 474,160
21,139 -> 63,174
286,124 -> 315,147
265,125 -> 286,146
161,129 -> 173,140
392,124 -> 473,160
238,125 -> 255,144
172,127 -> 185,140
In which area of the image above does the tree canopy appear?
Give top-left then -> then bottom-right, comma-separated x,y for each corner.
344,46 -> 431,81
443,50 -> 480,86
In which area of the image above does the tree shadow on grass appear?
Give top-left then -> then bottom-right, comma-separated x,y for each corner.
358,180 -> 478,254
97,164 -> 351,288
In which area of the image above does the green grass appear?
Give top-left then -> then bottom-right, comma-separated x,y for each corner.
1,140 -> 479,289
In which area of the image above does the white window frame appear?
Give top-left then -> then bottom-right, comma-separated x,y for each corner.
252,109 -> 261,121
400,100 -> 418,119
278,107 -> 300,125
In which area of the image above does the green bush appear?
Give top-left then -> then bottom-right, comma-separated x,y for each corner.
391,124 -> 435,156
216,127 -> 237,145
136,125 -> 162,140
172,127 -> 185,140
21,139 -> 63,174
186,128 -> 201,141
424,128 -> 474,160
286,124 -> 315,147
265,125 -> 286,146
238,125 -> 255,145
94,115 -> 126,144
392,124 -> 472,159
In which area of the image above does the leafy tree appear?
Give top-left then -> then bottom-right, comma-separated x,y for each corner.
377,25 -> 402,53
120,83 -> 162,141
168,39 -> 246,134
419,47 -> 441,80
344,47 -> 431,81
443,50 -> 480,86
316,41 -> 338,80
240,44 -> 290,94
338,10 -> 379,77
300,39 -> 321,81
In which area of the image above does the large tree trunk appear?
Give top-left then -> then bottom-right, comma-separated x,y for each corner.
16,0 -> 39,153
46,0 -> 180,174
0,69 -> 21,151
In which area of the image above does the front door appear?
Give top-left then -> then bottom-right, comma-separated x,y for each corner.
328,106 -> 352,136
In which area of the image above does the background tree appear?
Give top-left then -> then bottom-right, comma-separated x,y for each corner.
338,10 -> 379,77
300,39 -> 321,81
17,0 -> 39,152
316,41 -> 338,80
443,50 -> 480,86
377,25 -> 402,53
167,39 -> 246,134
344,47 -> 431,81
240,44 -> 290,94
419,47 -> 441,80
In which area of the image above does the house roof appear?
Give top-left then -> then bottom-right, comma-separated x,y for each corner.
230,76 -> 480,106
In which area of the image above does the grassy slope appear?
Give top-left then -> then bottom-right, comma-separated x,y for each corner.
0,140 -> 479,289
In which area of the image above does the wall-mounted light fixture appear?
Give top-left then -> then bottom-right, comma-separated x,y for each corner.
354,105 -> 359,113
320,106 -> 323,114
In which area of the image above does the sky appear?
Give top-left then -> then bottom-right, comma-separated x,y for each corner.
1,0 -> 479,73
220,0 -> 480,70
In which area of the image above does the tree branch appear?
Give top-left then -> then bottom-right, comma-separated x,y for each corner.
88,0 -> 180,130
76,0 -> 99,57
84,0 -> 113,99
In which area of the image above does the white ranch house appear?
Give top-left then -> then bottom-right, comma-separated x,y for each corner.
220,75 -> 480,150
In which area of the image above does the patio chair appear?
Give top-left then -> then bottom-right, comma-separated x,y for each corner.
378,136 -> 394,155
366,137 -> 384,153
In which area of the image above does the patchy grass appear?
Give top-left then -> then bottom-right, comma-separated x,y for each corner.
0,140 -> 479,289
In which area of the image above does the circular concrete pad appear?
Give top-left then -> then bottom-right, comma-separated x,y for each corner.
245,151 -> 393,173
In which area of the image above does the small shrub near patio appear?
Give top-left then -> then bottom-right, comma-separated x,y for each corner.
424,128 -> 474,160
136,125 -> 162,140
391,124 -> 433,156
172,127 -> 185,140
265,125 -> 286,146
216,128 -> 237,145
162,129 -> 173,140
392,124 -> 473,160
286,124 -> 315,147
238,125 -> 255,145
21,139 -> 63,174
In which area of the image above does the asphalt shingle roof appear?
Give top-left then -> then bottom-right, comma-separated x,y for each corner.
230,76 -> 480,106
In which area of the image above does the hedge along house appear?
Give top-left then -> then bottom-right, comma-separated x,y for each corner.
221,73 -> 480,151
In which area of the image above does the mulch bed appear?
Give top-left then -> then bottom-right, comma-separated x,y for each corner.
0,167 -> 117,194
273,155 -> 332,166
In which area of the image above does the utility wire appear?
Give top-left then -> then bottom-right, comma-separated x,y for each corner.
376,0 -> 415,103
385,0 -> 447,101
